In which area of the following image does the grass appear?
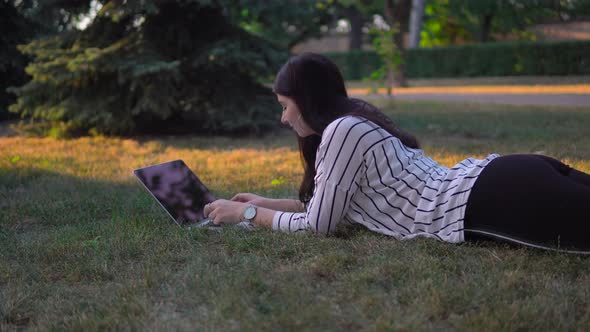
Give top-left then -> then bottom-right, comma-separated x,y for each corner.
1,99 -> 590,331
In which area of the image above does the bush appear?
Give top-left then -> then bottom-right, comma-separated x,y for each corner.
324,40 -> 590,80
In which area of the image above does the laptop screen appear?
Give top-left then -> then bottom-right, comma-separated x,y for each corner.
133,160 -> 216,226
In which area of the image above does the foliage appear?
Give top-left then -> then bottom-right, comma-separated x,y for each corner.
224,0 -> 337,50
336,0 -> 411,86
0,1 -> 39,121
450,0 -> 552,42
364,26 -> 403,95
8,0 -> 288,136
421,0 -> 590,46
1,0 -> 98,121
405,40 -> 590,78
325,40 -> 590,79
420,0 -> 470,47
8,0 -> 95,34
324,50 -> 379,82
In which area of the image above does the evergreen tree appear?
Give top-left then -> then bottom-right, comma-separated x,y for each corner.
0,0 -> 37,120
226,0 -> 336,50
9,0 -> 287,135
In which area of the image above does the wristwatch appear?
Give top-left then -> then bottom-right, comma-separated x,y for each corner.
242,205 -> 257,223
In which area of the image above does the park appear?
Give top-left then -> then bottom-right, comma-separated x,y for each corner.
1,0 -> 590,330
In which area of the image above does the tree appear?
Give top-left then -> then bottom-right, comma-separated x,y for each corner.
333,0 -> 377,51
408,0 -> 426,48
9,0 -> 288,136
226,0 -> 337,50
342,4 -> 366,50
0,0 -> 39,121
421,0 -> 590,45
420,0 -> 470,46
338,0 -> 415,87
367,26 -> 403,96
447,0 -> 548,43
383,0 -> 412,86
12,0 -> 94,34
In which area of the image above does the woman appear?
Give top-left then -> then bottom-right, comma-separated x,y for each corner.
204,53 -> 590,253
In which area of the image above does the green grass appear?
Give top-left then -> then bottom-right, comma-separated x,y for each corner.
1,100 -> 590,331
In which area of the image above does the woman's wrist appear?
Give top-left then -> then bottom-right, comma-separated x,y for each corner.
293,199 -> 305,212
251,207 -> 275,228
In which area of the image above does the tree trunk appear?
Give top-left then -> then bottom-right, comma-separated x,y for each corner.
480,14 -> 493,42
384,0 -> 411,87
345,6 -> 364,50
409,0 -> 426,48
393,31 -> 407,87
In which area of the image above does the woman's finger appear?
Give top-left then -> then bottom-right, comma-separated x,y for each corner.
213,215 -> 222,225
204,202 -> 212,216
232,194 -> 251,202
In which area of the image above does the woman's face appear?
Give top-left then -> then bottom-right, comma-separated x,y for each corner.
276,94 -> 316,137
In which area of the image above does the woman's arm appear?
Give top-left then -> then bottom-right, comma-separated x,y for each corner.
202,199 -> 277,229
206,117 -> 370,233
231,193 -> 305,212
273,117 -> 369,235
266,198 -> 305,212
250,206 -> 275,228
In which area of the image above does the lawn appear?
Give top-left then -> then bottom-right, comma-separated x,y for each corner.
1,100 -> 590,331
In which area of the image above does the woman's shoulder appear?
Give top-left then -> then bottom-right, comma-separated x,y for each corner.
319,116 -> 381,154
323,115 -> 375,138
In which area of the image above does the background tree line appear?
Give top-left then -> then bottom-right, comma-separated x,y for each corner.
1,0 -> 589,135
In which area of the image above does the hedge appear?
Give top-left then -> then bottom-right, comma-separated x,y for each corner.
323,40 -> 590,80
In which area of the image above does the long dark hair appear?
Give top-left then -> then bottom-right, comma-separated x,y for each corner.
273,53 -> 419,203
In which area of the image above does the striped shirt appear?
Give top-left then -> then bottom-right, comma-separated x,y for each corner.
272,116 -> 499,243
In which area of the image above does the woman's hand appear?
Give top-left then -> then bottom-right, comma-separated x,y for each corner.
231,193 -> 270,207
203,199 -> 247,225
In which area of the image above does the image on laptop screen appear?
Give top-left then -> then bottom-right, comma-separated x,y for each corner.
133,160 -> 216,226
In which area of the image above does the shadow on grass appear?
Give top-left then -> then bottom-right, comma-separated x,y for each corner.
0,167 -> 373,327
0,167 -> 167,228
0,167 -> 269,330
0,167 -> 378,330
2,166 -> 590,330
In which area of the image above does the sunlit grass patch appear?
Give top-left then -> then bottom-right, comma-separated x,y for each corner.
0,138 -> 303,208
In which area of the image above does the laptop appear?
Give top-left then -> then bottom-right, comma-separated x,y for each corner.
133,159 -> 252,230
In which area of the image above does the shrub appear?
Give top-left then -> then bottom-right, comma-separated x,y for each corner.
324,40 -> 590,80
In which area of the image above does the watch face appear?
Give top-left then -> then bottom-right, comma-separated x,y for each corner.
244,206 -> 257,219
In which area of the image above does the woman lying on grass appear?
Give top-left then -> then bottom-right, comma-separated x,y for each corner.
204,52 -> 590,254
